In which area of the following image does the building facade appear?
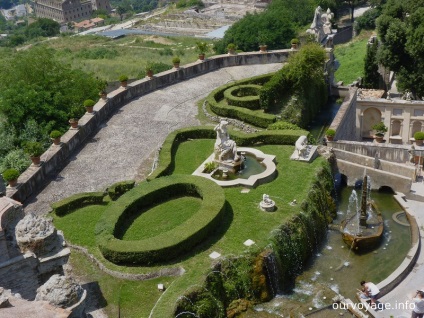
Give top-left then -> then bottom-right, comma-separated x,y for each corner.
32,0 -> 111,23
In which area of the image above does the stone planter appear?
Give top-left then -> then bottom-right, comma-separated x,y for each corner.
99,91 -> 107,100
326,135 -> 334,142
146,70 -> 154,78
7,179 -> 18,187
120,80 -> 128,88
291,43 -> 298,50
69,119 -> 79,129
51,137 -> 61,146
259,45 -> 267,52
85,106 -> 94,114
173,63 -> 180,69
30,156 -> 41,166
227,49 -> 236,55
198,54 -> 205,61
374,135 -> 384,143
415,139 -> 424,146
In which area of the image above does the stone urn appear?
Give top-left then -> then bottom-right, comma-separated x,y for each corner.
69,118 -> 79,129
198,53 -> 205,61
374,134 -> 384,143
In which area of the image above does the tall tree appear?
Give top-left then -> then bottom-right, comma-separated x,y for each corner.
362,38 -> 380,88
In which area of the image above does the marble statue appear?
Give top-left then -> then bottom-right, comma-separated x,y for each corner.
262,194 -> 271,204
310,6 -> 323,29
408,145 -> 416,163
214,119 -> 240,162
322,8 -> 334,34
295,135 -> 308,158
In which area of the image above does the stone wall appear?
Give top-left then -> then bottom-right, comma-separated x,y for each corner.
6,50 -> 292,204
328,86 -> 358,141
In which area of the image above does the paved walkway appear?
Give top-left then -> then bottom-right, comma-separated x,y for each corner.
24,63 -> 282,215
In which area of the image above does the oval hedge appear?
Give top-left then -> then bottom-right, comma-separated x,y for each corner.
206,73 -> 276,128
95,175 -> 226,265
224,84 -> 261,110
51,192 -> 106,216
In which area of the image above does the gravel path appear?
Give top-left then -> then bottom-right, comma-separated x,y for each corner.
25,64 -> 282,216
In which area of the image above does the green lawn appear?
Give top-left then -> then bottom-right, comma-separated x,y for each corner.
334,31 -> 373,85
52,140 -> 324,317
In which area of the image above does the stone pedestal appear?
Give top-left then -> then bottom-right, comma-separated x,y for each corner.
260,200 -> 276,212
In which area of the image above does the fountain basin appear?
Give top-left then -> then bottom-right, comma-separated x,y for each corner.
192,147 -> 276,188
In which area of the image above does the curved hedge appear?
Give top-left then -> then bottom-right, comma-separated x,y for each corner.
147,126 -> 308,181
206,73 -> 276,128
95,175 -> 226,265
51,192 -> 106,216
107,180 -> 135,201
224,85 -> 261,110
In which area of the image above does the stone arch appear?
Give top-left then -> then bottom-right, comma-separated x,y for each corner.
391,119 -> 402,136
378,185 -> 395,194
362,107 -> 382,138
411,120 -> 423,138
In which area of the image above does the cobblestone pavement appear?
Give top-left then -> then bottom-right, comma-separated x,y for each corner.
24,64 -> 282,216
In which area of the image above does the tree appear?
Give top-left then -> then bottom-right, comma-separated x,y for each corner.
0,46 -> 105,135
362,38 -> 380,88
116,5 -> 127,21
337,0 -> 367,22
25,18 -> 60,39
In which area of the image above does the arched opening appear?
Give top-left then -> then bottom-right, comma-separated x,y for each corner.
378,186 -> 395,194
391,120 -> 401,136
362,107 -> 382,139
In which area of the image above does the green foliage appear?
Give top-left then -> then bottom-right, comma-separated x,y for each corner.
363,38 -> 380,89
414,131 -> 424,140
119,74 -> 129,82
0,46 -> 104,137
95,175 -> 226,265
195,41 -> 209,54
172,56 -> 180,64
2,168 -> 19,181
354,7 -> 382,34
176,0 -> 204,8
268,121 -> 302,130
223,85 -> 261,110
203,161 -> 217,173
227,43 -> 236,50
376,0 -> 424,96
51,192 -> 106,216
0,149 -> 30,174
334,37 -> 368,84
49,130 -> 62,139
291,38 -> 300,44
83,99 -> 96,107
325,128 -> 336,137
23,141 -> 44,157
75,47 -> 119,60
25,18 -> 60,39
107,180 -> 135,201
372,121 -> 388,135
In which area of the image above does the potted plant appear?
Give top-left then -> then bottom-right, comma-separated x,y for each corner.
414,131 -> 424,146
50,130 -> 63,146
325,128 -> 336,141
372,122 -> 387,143
195,41 -> 209,61
99,90 -> 108,100
172,56 -> 181,69
145,63 -> 154,78
24,141 -> 44,166
3,168 -> 19,187
68,107 -> 83,129
227,43 -> 237,55
83,99 -> 95,114
258,32 -> 269,52
119,75 -> 128,88
291,38 -> 300,49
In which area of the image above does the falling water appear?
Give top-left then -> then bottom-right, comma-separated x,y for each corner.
263,250 -> 282,297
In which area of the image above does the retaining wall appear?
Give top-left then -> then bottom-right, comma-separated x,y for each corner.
6,50 -> 292,204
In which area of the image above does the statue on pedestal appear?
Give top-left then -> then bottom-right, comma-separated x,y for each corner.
214,119 -> 240,162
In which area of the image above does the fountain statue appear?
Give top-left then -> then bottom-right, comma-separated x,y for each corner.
290,135 -> 318,162
340,174 -> 384,251
214,119 -> 240,162
260,194 -> 276,212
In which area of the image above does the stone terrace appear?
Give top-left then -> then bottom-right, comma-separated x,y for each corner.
24,63 -> 282,215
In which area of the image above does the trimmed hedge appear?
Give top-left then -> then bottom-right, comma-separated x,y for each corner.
147,126 -> 308,181
108,180 -> 136,201
224,85 -> 261,110
95,175 -> 226,265
206,74 -> 276,128
51,192 -> 106,216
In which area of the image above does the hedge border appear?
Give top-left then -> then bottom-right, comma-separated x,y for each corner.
147,126 -> 308,181
107,180 -> 136,201
224,84 -> 262,110
95,175 -> 226,265
51,192 -> 106,216
206,73 -> 276,128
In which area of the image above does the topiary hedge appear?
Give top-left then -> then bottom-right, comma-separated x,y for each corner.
224,85 -> 261,110
95,175 -> 226,265
206,74 -> 276,128
51,192 -> 106,216
147,126 -> 308,181
108,180 -> 135,201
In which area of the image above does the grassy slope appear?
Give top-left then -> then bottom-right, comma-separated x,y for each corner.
333,30 -> 374,85
53,140 -> 324,317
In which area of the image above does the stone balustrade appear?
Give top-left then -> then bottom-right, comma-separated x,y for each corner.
6,50 -> 292,204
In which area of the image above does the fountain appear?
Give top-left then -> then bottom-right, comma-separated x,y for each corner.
192,119 -> 277,187
259,194 -> 276,212
340,175 -> 384,251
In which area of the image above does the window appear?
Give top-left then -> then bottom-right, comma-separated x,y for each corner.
414,109 -> 424,117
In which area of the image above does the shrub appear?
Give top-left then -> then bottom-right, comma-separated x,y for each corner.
203,161 -> 217,173
2,168 -> 19,182
107,180 -> 135,201
372,122 -> 387,135
51,192 -> 106,216
118,75 -> 128,82
224,85 -> 261,110
291,38 -> 299,44
325,129 -> 336,137
414,131 -> 424,140
267,121 -> 301,130
83,99 -> 96,107
95,175 -> 226,265
49,130 -> 63,139
23,141 -> 44,157
172,56 -> 181,64
227,43 -> 236,50
0,149 -> 31,173
195,41 -> 209,54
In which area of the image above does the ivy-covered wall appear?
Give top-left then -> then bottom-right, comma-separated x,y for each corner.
173,163 -> 336,317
